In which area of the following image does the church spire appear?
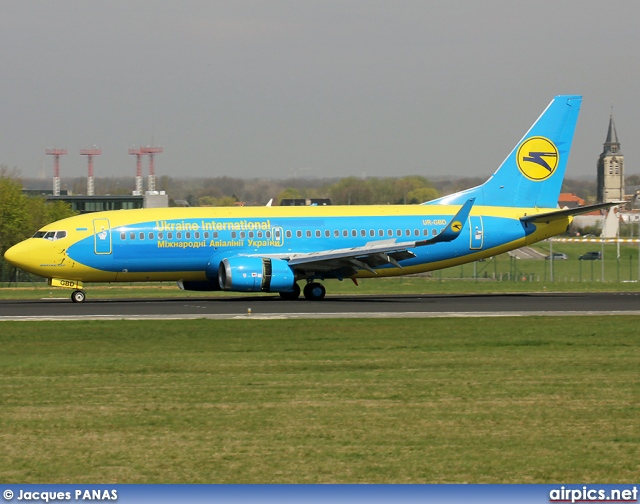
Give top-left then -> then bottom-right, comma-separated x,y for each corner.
597,111 -> 624,203
604,114 -> 621,154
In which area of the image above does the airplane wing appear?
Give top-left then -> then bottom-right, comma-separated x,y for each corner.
272,198 -> 475,274
520,201 -> 624,224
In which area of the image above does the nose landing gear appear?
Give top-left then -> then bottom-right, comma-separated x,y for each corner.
71,290 -> 86,303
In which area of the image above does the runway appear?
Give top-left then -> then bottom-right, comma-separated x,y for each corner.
1,292 -> 640,321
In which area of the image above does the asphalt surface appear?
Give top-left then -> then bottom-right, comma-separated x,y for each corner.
1,292 -> 640,320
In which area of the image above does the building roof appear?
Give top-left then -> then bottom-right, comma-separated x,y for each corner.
558,192 -> 585,208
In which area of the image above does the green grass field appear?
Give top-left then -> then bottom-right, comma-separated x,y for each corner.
1,318 -> 638,483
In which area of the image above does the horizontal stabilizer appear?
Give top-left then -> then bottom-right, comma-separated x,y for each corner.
520,201 -> 624,224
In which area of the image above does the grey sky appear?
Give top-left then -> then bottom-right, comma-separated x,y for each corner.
2,1 -> 639,182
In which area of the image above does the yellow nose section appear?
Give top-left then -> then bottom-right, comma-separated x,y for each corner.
3,241 -> 29,270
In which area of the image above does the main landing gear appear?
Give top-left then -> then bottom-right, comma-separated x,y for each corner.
278,281 -> 326,301
71,290 -> 86,303
303,282 -> 326,301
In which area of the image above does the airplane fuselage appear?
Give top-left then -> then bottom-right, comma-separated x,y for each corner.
8,204 -> 569,284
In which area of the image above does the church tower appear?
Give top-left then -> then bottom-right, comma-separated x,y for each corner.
597,114 -> 624,203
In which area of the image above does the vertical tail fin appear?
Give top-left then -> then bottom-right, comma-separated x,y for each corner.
427,95 -> 582,208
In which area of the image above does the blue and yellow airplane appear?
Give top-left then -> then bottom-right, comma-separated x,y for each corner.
4,95 -> 614,302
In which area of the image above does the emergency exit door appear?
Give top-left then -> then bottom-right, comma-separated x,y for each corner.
469,216 -> 484,250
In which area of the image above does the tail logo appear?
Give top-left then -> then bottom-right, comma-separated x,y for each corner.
516,136 -> 559,181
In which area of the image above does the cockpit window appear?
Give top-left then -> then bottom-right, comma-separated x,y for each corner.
33,230 -> 67,241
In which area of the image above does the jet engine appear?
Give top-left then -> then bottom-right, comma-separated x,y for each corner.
218,257 -> 295,292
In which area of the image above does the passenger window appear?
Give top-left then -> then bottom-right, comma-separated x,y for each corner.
296,230 -> 302,238
370,230 -> 375,237
266,231 -> 271,238
168,232 -> 173,239
204,232 -> 209,239
306,230 -> 312,238
176,232 -> 182,239
360,230 -> 366,237
396,230 -> 402,236
315,230 -> 321,238
231,232 -> 237,239
334,230 -> 339,237
325,230 -> 330,238
343,230 -> 348,237
149,232 -> 155,240
388,229 -> 393,237
240,232 -> 245,239
186,232 -> 191,239
130,232 -> 135,240
405,229 -> 410,236
414,229 -> 420,236
257,231 -> 263,238
213,232 -> 218,239
286,230 -> 292,238
139,232 -> 145,240
120,233 -> 126,240
423,229 -> 428,236
249,231 -> 254,238
158,232 -> 164,239
351,230 -> 357,237
432,229 -> 437,236
378,230 -> 384,237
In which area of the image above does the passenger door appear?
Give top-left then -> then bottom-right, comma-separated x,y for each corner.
93,218 -> 112,255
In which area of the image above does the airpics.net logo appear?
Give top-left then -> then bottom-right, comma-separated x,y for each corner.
517,136 -> 559,181
549,485 -> 638,503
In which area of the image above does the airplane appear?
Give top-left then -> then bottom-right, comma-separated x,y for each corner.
4,95 -> 617,303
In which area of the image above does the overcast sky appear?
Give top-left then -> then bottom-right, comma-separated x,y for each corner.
2,1 -> 639,183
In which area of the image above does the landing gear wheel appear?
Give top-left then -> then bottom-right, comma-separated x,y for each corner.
303,282 -> 326,301
71,290 -> 86,303
279,282 -> 301,300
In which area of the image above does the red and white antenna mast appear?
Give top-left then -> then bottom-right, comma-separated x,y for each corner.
80,147 -> 101,196
128,147 -> 144,194
45,148 -> 67,196
140,145 -> 163,192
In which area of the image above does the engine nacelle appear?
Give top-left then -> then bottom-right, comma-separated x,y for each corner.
218,257 -> 295,292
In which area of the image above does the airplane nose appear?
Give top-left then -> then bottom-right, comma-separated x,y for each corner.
4,241 -> 30,270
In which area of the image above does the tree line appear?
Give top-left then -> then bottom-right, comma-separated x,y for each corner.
20,174 -> 455,207
0,168 -> 77,257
